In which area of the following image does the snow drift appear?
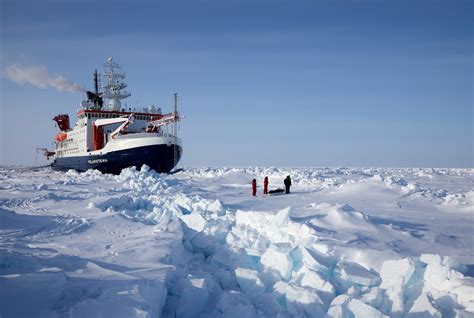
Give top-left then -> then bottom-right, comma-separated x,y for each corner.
0,165 -> 472,317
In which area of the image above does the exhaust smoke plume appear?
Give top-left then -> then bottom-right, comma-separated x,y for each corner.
5,64 -> 85,93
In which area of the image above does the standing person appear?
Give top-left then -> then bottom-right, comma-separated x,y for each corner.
263,176 -> 269,195
284,175 -> 292,194
252,178 -> 257,196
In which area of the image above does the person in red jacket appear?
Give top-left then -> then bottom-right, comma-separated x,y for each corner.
252,178 -> 257,196
263,176 -> 269,195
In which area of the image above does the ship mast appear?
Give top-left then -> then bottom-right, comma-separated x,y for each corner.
93,69 -> 100,109
173,93 -> 178,166
102,57 -> 131,111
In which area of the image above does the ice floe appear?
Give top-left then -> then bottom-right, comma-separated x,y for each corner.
0,165 -> 473,317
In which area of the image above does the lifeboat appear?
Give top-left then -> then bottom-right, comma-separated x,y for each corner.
56,131 -> 67,142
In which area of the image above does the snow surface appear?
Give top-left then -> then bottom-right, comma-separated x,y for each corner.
0,166 -> 473,317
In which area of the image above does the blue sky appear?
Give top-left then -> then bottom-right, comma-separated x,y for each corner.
1,0 -> 472,167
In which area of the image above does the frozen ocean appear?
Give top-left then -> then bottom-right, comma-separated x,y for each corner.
0,166 -> 473,317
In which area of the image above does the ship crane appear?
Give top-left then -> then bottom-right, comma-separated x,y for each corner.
146,112 -> 181,132
94,114 -> 134,139
36,148 -> 55,159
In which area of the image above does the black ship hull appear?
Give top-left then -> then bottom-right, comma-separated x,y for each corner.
52,144 -> 182,174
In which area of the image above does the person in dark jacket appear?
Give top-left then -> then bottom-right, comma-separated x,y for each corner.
252,178 -> 257,196
263,176 -> 269,195
284,175 -> 292,194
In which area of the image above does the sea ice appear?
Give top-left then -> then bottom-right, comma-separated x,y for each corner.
270,207 -> 291,229
207,199 -> 225,216
1,166 -> 473,317
300,246 -> 331,274
180,212 -> 207,232
235,267 -> 265,296
336,262 -> 381,287
407,292 -> 442,318
347,298 -> 389,318
359,287 -> 388,312
419,254 -> 474,313
235,210 -> 272,230
380,257 -> 415,289
175,278 -> 209,318
299,268 -> 335,307
299,268 -> 335,295
260,249 -> 293,281
211,247 -> 236,270
273,281 -> 326,317
326,295 -> 351,318
215,291 -> 258,318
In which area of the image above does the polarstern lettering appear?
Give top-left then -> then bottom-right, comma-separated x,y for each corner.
88,159 -> 108,164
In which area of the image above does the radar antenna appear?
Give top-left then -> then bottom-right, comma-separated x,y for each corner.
102,57 -> 131,111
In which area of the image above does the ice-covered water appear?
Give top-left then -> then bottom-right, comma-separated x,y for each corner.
0,166 -> 473,317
